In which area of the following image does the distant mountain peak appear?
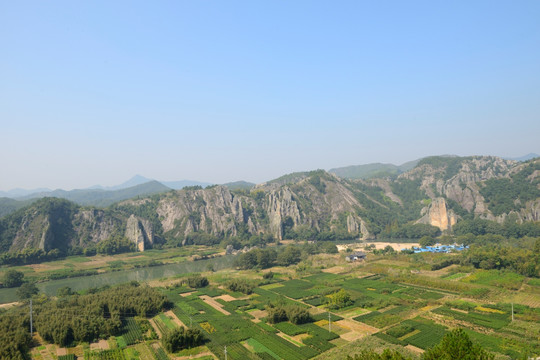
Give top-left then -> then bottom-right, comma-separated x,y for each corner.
503,153 -> 539,162
110,175 -> 154,190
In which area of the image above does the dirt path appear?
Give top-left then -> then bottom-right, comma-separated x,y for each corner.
276,332 -> 305,347
175,351 -> 217,359
149,318 -> 162,338
165,310 -> 187,328
0,301 -> 20,309
199,295 -> 230,315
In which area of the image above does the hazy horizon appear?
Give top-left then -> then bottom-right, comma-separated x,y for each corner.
2,1 -> 539,191
1,152 -> 538,193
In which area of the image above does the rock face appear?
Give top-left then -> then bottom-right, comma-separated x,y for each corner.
73,209 -> 122,245
157,186 -> 248,241
266,187 -> 302,239
125,214 -> 154,251
1,156 -> 539,254
154,176 -> 367,241
417,198 -> 457,231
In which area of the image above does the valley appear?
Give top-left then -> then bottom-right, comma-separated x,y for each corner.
3,242 -> 538,360
1,155 -> 539,359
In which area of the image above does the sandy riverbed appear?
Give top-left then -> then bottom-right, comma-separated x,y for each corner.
337,242 -> 419,252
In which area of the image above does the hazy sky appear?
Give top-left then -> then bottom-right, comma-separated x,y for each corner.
1,1 -> 539,190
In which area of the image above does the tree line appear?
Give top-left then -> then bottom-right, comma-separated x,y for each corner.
234,242 -> 338,270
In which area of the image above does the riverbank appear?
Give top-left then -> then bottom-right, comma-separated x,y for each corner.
0,254 -> 236,303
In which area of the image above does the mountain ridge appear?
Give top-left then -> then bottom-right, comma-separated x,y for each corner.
1,155 -> 539,258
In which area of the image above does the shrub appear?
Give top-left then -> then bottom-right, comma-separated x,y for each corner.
226,279 -> 254,294
186,275 -> 209,288
161,326 -> 205,352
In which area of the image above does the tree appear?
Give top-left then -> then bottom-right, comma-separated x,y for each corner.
57,286 -> 74,297
2,269 -> 24,288
16,282 -> 38,299
161,326 -> 204,352
277,245 -> 302,266
419,236 -> 436,248
423,328 -> 494,360
326,289 -> 353,310
347,349 -> 410,360
186,275 -> 209,288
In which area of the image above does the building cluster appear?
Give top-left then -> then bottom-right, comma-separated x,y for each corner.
407,244 -> 469,254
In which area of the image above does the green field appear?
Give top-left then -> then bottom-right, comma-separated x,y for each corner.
3,244 -> 537,360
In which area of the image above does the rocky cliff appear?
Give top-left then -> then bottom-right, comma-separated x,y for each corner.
1,156 -> 539,254
416,198 -> 457,231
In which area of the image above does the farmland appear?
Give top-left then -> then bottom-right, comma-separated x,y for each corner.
3,243 -> 540,359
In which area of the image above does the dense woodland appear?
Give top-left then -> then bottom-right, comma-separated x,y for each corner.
0,283 -> 171,358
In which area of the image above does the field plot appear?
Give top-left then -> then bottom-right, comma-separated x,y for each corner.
461,269 -> 525,290
380,318 -> 448,350
20,253 -> 540,360
271,279 -> 315,299
58,355 -> 76,360
164,284 -> 344,360
353,305 -> 412,328
84,348 -> 126,359
120,318 -> 143,346
432,306 -> 510,329
463,329 -> 525,359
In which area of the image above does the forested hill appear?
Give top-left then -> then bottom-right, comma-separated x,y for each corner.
0,156 -> 539,258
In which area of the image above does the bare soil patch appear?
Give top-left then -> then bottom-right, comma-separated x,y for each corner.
175,351 -> 216,359
0,301 -> 20,309
337,319 -> 378,334
291,333 -> 310,343
405,344 -> 424,354
89,339 -> 109,351
322,266 -> 347,274
368,242 -> 419,251
181,291 -> 194,297
340,331 -> 367,342
199,295 -> 230,315
248,309 -> 267,323
216,293 -> 249,301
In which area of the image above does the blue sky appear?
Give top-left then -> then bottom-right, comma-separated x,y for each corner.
1,1 -> 539,190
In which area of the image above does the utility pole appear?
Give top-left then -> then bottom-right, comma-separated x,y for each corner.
224,345 -> 227,360
328,312 -> 331,332
30,299 -> 33,336
512,303 -> 514,322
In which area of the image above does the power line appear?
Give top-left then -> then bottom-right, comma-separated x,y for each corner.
328,312 -> 331,332
29,299 -> 33,336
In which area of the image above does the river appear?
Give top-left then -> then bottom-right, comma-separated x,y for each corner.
0,255 -> 236,304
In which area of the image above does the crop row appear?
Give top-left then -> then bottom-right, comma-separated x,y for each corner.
122,318 -> 143,345
384,318 -> 447,350
84,349 -> 126,360
58,355 -> 76,360
432,306 -> 510,329
152,346 -> 170,360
